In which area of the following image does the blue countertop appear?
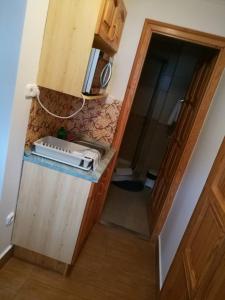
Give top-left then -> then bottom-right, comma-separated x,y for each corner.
24,148 -> 116,183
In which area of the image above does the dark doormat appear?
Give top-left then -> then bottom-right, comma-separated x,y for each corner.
112,180 -> 144,192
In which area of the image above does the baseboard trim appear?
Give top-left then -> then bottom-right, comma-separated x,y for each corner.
158,236 -> 163,289
0,245 -> 14,270
13,246 -> 70,276
155,238 -> 160,299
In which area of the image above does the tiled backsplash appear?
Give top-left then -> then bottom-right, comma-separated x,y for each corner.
26,87 -> 122,146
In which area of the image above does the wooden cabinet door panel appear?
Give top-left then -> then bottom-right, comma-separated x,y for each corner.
96,0 -> 127,52
160,254 -> 190,300
202,252 -> 225,300
108,5 -> 125,49
101,0 -> 116,34
37,0 -> 102,97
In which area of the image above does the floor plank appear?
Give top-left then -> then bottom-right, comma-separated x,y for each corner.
0,224 -> 156,299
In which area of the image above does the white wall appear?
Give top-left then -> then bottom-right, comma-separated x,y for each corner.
0,1 -> 49,256
0,0 -> 27,195
109,0 -> 225,100
108,0 -> 225,288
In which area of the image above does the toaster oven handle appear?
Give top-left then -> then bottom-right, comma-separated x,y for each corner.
100,62 -> 112,88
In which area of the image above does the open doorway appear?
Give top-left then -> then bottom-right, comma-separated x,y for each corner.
100,26 -> 222,238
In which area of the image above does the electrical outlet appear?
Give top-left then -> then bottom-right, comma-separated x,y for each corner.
5,212 -> 15,226
25,83 -> 40,99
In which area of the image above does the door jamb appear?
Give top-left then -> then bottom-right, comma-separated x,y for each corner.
109,19 -> 225,239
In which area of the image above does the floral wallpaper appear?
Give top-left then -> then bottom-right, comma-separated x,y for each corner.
26,87 -> 122,146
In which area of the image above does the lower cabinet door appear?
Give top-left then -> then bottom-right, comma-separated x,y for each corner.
12,161 -> 91,264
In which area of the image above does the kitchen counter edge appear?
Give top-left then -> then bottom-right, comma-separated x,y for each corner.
23,148 -> 116,183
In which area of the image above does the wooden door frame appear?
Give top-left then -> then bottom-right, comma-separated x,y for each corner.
107,19 -> 225,239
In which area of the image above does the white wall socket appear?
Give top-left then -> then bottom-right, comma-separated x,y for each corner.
5,212 -> 15,226
25,83 -> 40,98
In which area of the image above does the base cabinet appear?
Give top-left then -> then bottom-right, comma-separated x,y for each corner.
12,161 -> 92,264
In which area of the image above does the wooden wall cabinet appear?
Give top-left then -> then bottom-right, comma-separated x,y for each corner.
12,161 -> 92,264
37,0 -> 127,97
95,0 -> 127,53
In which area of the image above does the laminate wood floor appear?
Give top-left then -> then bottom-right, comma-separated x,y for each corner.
101,184 -> 151,237
0,224 -> 156,300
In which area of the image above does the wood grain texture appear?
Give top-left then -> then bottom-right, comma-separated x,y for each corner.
0,247 -> 13,271
148,19 -> 225,49
160,253 -> 190,300
37,0 -> 102,97
12,161 -> 91,264
95,0 -> 127,52
160,138 -> 225,299
71,183 -> 97,264
0,224 -> 156,299
203,251 -> 225,300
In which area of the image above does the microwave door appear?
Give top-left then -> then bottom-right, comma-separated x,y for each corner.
82,48 -> 100,94
100,62 -> 112,88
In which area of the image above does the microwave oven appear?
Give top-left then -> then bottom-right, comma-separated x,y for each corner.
82,48 -> 113,95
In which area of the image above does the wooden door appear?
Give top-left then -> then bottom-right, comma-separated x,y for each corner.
98,0 -> 117,39
160,138 -> 225,299
150,53 -> 218,238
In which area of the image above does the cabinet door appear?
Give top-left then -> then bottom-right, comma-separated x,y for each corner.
12,161 -> 91,264
99,0 -> 117,38
96,0 -> 127,52
37,0 -> 102,97
202,252 -> 225,300
108,3 -> 125,50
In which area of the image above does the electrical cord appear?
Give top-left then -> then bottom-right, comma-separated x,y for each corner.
36,88 -> 86,119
